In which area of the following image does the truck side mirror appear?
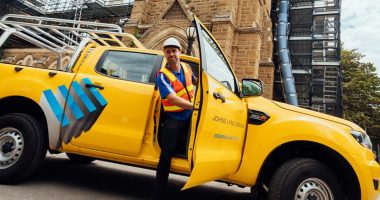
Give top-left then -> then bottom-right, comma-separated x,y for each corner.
242,79 -> 263,97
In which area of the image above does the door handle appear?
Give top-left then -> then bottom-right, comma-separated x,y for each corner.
85,83 -> 104,90
14,67 -> 23,72
213,92 -> 225,103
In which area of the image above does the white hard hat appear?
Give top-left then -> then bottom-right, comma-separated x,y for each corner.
163,37 -> 181,50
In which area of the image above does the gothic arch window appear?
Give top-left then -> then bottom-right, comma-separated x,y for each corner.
142,26 -> 199,57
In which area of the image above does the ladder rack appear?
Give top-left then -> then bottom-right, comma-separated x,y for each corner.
0,14 -> 144,70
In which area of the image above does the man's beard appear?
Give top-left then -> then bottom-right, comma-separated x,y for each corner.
167,59 -> 178,65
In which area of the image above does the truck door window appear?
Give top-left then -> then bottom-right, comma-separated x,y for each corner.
180,60 -> 199,78
201,29 -> 236,92
96,51 -> 157,84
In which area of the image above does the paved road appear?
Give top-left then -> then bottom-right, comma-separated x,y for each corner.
0,154 -> 251,200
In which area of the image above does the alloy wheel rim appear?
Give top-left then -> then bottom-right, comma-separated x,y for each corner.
0,128 -> 24,169
294,178 -> 334,200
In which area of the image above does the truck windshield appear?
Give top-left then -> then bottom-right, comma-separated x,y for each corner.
200,28 -> 236,93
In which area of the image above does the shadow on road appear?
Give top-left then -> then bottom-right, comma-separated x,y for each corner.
27,155 -> 251,200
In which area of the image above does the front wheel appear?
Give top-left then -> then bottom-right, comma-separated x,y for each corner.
268,158 -> 343,200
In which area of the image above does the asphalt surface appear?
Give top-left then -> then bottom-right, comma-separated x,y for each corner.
0,154 -> 251,200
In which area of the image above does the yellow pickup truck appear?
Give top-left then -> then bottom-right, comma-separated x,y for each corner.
0,14 -> 378,200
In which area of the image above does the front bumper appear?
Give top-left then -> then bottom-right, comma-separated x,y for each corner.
366,160 -> 380,200
354,150 -> 380,200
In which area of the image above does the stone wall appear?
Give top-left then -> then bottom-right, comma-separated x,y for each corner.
0,0 -> 274,98
0,49 -> 71,70
125,0 -> 274,98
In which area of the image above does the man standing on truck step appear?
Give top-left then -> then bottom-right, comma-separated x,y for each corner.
155,37 -> 197,200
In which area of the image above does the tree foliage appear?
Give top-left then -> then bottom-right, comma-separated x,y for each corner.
342,48 -> 380,145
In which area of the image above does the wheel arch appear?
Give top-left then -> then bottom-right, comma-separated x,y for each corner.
256,141 -> 361,199
0,96 -> 48,148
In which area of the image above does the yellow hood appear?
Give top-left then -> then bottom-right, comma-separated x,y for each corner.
271,100 -> 364,132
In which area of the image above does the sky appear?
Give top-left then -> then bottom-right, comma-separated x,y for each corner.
341,0 -> 380,75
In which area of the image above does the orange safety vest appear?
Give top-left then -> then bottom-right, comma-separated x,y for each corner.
159,63 -> 194,112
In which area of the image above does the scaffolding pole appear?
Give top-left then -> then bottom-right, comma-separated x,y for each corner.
272,0 -> 342,116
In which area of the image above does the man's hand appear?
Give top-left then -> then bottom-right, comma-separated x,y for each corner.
166,92 -> 193,109
192,76 -> 198,85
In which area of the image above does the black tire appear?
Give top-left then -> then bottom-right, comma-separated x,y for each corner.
66,153 -> 95,164
268,158 -> 344,200
0,113 -> 47,184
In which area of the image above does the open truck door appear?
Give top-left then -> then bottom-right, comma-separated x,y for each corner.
183,17 -> 248,190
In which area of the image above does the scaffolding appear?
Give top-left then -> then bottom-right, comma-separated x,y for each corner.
2,0 -> 134,21
0,14 -> 144,70
272,0 -> 343,117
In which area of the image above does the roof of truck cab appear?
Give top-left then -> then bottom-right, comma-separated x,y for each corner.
98,46 -> 200,63
97,46 -> 163,55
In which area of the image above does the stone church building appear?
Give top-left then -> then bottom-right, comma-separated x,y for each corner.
0,0 -> 274,98
124,0 -> 274,98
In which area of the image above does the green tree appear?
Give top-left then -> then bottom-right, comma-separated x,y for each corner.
342,48 -> 380,146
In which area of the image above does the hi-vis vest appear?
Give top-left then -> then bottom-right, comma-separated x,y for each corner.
159,63 -> 194,112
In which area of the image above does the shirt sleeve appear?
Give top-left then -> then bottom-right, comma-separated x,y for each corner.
157,73 -> 174,99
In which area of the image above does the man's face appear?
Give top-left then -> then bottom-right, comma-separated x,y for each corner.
164,47 -> 180,65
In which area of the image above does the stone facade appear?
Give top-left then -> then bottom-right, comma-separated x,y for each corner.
0,49 -> 72,70
125,0 -> 274,98
0,0 -> 274,98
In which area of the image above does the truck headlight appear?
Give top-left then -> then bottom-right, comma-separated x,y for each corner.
350,130 -> 373,150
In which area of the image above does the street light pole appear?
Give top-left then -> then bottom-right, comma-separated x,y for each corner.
186,26 -> 196,56
186,38 -> 194,56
